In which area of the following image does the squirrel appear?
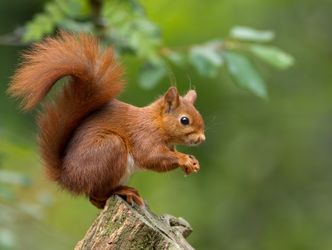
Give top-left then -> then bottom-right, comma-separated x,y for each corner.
8,31 -> 205,209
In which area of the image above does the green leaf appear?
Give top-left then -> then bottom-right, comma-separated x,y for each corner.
134,19 -> 160,38
224,51 -> 267,98
129,19 -> 161,57
0,186 -> 14,201
230,26 -> 275,42
55,0 -> 83,18
0,229 -> 15,249
128,30 -> 159,58
102,0 -> 161,59
166,51 -> 186,67
0,170 -> 31,187
58,19 -> 93,33
37,192 -> 54,206
22,14 -> 55,42
249,45 -> 295,69
138,60 -> 167,89
45,2 -> 65,22
189,41 -> 223,77
21,0 -> 91,42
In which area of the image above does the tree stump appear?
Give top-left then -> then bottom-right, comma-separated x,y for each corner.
75,196 -> 195,250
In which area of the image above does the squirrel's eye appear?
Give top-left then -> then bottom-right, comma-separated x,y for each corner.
180,116 -> 190,125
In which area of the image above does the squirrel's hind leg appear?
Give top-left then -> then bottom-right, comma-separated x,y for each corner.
62,131 -> 129,208
89,196 -> 108,209
89,186 -> 144,209
112,186 -> 145,207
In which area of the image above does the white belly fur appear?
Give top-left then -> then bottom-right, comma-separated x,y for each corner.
119,155 -> 141,185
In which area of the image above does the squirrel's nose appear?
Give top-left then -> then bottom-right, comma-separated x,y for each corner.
196,134 -> 205,144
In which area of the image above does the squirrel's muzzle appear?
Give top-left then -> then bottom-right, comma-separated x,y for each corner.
189,133 -> 205,146
196,134 -> 206,144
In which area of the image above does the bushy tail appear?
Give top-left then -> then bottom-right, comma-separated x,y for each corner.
8,31 -> 124,181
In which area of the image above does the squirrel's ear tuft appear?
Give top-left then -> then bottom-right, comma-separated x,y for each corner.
164,87 -> 179,112
184,90 -> 197,105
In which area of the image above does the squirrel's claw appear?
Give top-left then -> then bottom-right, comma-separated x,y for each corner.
181,154 -> 200,175
113,186 -> 145,207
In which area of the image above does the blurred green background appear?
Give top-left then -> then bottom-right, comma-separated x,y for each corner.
1,0 -> 332,249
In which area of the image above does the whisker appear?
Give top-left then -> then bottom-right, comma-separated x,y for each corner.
186,73 -> 194,90
204,115 -> 225,132
166,64 -> 177,88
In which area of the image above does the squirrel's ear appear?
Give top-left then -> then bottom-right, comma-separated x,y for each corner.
164,87 -> 179,112
184,90 -> 197,105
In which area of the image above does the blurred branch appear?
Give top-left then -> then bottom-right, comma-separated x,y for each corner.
0,0 -> 295,98
89,0 -> 106,38
75,196 -> 194,250
0,28 -> 26,46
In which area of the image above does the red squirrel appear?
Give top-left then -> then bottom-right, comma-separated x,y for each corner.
8,31 -> 205,209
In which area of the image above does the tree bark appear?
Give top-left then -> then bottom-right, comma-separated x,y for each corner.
75,195 -> 195,250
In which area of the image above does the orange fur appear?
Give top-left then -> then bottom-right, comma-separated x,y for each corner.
8,32 -> 205,209
8,31 -> 124,181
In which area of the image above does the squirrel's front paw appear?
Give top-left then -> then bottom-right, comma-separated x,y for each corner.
180,154 -> 200,175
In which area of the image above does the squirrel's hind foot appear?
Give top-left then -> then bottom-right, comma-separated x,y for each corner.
89,186 -> 144,209
113,186 -> 145,207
